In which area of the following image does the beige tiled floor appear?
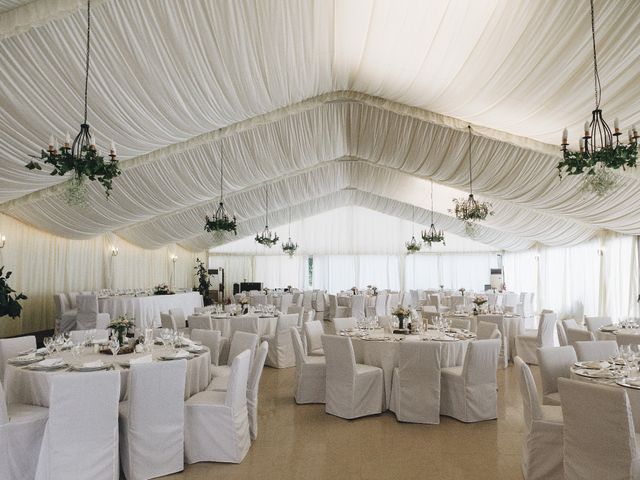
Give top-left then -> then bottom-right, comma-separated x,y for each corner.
163,362 -> 530,480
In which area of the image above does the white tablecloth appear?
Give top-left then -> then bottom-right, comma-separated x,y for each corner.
352,332 -> 471,409
99,292 -> 203,328
188,314 -> 277,338
4,345 -> 210,407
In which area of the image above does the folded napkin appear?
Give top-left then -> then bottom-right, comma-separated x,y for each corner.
172,349 -> 190,358
129,355 -> 152,364
36,347 -> 47,355
18,348 -> 35,355
581,361 -> 609,369
38,357 -> 64,367
626,377 -> 640,387
81,360 -> 104,369
14,353 -> 37,361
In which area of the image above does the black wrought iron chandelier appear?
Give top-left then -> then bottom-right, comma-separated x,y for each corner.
405,205 -> 422,254
558,0 -> 638,196
25,0 -> 121,205
255,185 -> 279,247
204,142 -> 237,234
281,207 -> 298,256
451,126 -> 493,229
422,179 -> 445,246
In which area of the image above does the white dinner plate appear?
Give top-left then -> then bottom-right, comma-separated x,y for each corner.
159,354 -> 194,361
573,368 -> 621,379
70,363 -> 111,372
574,361 -> 610,370
27,362 -> 68,371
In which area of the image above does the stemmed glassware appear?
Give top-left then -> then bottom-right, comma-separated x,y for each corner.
43,336 -> 54,355
108,337 -> 120,357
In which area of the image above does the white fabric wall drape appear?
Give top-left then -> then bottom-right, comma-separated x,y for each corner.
0,213 -> 202,336
404,253 -> 498,291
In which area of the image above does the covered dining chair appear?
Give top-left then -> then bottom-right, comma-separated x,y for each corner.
0,335 -> 36,382
536,346 -> 577,406
262,313 -> 298,368
76,294 -> 110,331
573,340 -> 618,361
290,328 -> 326,404
515,312 -> 556,364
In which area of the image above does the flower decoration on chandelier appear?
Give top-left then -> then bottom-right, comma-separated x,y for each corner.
281,207 -> 298,257
255,185 -> 279,247
405,205 -> 422,254
451,125 -> 493,235
25,0 -> 121,206
422,179 -> 445,247
204,141 -> 237,235
557,0 -> 638,196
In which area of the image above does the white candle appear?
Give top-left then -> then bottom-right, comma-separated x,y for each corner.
614,118 -> 620,131
633,124 -> 638,136
64,132 -> 71,146
584,121 -> 590,135
562,127 -> 568,143
91,135 -> 97,148
110,140 -> 116,155
48,134 -> 54,147
629,129 -> 634,142
579,137 -> 584,150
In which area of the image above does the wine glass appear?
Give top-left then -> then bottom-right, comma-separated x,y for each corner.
108,338 -> 120,357
43,336 -> 54,355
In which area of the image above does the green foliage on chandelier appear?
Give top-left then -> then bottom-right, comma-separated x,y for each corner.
0,267 -> 27,319
255,232 -> 279,247
25,145 -> 121,198
405,242 -> 421,254
557,144 -> 638,177
451,195 -> 493,222
204,216 -> 237,234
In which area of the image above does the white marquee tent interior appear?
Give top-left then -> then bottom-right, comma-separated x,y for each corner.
1,0 -> 640,336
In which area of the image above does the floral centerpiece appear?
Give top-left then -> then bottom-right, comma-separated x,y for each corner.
439,284 -> 444,291
154,283 -> 173,295
350,286 -> 358,295
366,285 -> 378,295
108,315 -> 132,346
392,305 -> 411,331
458,287 -> 466,296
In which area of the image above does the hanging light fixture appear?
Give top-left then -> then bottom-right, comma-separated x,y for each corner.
405,205 -> 422,254
25,0 -> 121,205
558,0 -> 638,196
204,141 -> 237,235
255,185 -> 279,247
451,126 -> 493,233
422,179 -> 445,247
281,207 -> 298,257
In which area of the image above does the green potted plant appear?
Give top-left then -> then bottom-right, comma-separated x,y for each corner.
0,267 -> 27,318
193,258 -> 212,306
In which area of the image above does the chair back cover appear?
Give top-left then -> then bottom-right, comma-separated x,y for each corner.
397,341 -> 441,423
279,294 -> 293,315
302,291 -> 313,310
250,294 -> 267,307
566,327 -> 594,345
556,322 -> 569,346
562,318 -> 580,330
537,313 -> 556,346
304,320 -> 324,353
0,336 -> 36,381
379,315 -> 393,334
188,315 -> 212,330
463,339 -> 500,386
536,346 -> 577,398
36,371 -> 120,480
514,356 -> 543,427
160,312 -> 174,330
559,378 -> 638,480
287,305 -> 304,327
375,292 -> 387,316
122,361 -> 187,480
67,291 -> 79,309
53,293 -> 68,318
291,327 -> 306,366
387,293 -> 400,314
450,318 -> 471,330
247,341 -> 269,439
584,315 -> 611,333
322,335 -> 356,389
477,321 -> 498,340
169,308 -> 188,329
333,317 -> 357,332
225,350 -> 252,409
76,294 -> 100,330
228,331 -> 259,366
574,340 -> 618,361
191,329 -> 222,365
0,379 -> 8,424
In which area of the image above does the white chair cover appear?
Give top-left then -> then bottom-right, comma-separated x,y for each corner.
0,379 -> 49,480
279,294 -> 293,315
67,291 -> 79,309
477,321 -> 499,340
189,314 -> 212,330
302,291 -> 313,310
478,315 -> 509,368
328,294 -> 348,319
574,340 -> 619,361
184,350 -> 251,464
386,293 -> 401,315
584,315 -> 611,333
76,294 -> 111,330
515,357 -> 564,480
290,327 -> 326,404
440,339 -> 501,422
321,334 -> 383,419
160,312 -> 174,330
389,341 -> 441,424
119,361 -> 187,480
263,314 -> 298,368
304,320 -> 325,356
333,317 -> 357,332
287,305 -> 304,327
450,318 -> 471,330
565,327 -> 595,346
211,331 -> 259,381
375,293 -> 387,317
0,336 -> 36,382
249,294 -> 267,307
247,341 -> 269,440
379,315 -> 393,334
314,293 -> 326,321
556,322 -> 569,347
536,346 -> 577,406
515,312 -> 556,364
558,378 -> 640,480
35,371 -> 120,480
191,329 -> 222,365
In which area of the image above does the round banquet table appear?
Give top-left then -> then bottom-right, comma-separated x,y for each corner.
4,345 -> 210,407
351,330 -> 472,409
595,326 -> 635,342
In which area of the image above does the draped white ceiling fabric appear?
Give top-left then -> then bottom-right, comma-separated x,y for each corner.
1,0 -> 640,253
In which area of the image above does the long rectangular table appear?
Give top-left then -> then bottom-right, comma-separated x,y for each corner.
99,292 -> 203,328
